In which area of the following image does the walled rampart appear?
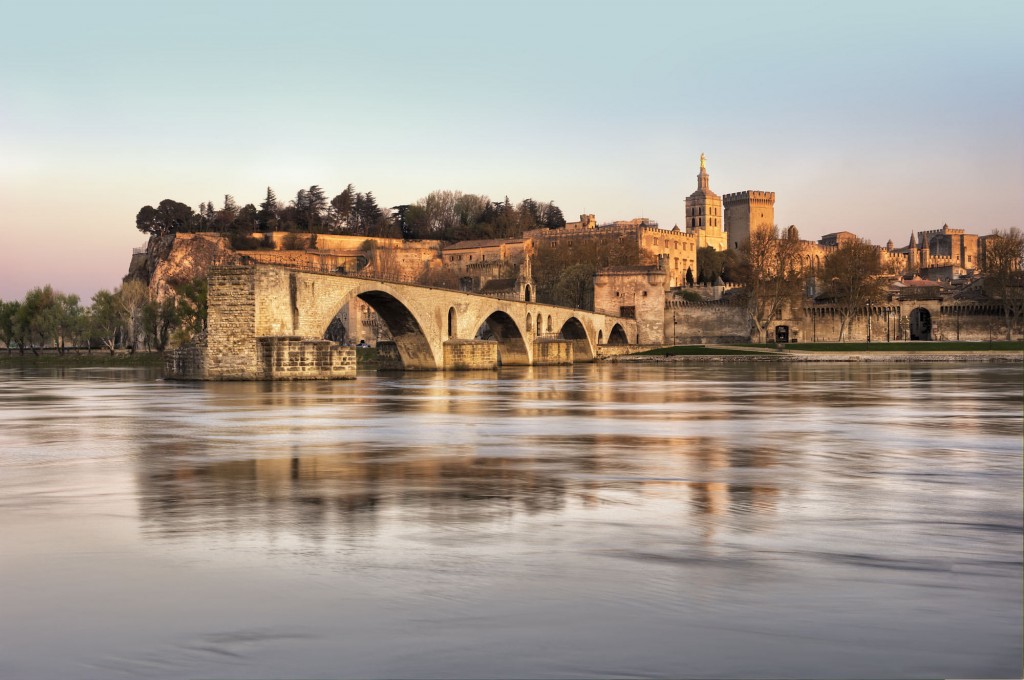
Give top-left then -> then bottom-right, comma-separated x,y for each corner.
665,300 -> 750,344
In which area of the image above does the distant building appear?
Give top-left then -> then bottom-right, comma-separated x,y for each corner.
684,154 -> 727,251
723,189 -> 776,251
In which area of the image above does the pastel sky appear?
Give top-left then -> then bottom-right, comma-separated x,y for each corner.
1,0 -> 1022,301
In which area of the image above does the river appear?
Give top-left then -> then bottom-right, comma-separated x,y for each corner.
0,363 -> 1021,679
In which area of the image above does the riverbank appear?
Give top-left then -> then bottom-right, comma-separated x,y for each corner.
611,342 -> 1023,363
0,351 -> 165,368
612,352 -> 1023,363
610,348 -> 1019,364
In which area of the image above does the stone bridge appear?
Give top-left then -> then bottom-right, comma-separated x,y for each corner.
166,265 -> 637,379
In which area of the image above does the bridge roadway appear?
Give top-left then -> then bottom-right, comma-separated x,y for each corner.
188,265 -> 637,378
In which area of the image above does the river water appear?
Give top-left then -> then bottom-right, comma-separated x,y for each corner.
0,362 -> 1021,679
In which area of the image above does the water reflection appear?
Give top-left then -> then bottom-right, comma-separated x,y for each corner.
0,362 -> 1021,679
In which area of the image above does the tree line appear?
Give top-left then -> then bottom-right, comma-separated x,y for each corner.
0,279 -> 207,355
136,185 -> 567,244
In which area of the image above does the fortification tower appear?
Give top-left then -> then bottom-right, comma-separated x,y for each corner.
907,232 -> 918,272
722,189 -> 776,251
684,154 -> 727,251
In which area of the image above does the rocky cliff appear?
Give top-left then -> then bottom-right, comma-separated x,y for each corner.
124,233 -> 241,300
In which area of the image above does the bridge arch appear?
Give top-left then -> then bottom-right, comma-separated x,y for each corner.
472,309 -> 530,366
607,323 -> 628,345
322,289 -> 438,369
558,316 -> 594,361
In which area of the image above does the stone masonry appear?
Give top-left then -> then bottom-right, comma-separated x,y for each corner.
165,265 -> 637,379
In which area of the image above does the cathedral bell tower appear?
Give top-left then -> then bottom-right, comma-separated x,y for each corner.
685,153 -> 726,251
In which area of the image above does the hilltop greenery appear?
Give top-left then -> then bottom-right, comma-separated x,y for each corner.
135,185 -> 567,243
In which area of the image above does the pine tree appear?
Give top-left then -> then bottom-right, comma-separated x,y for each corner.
258,187 -> 278,231
331,184 -> 355,232
306,185 -> 328,232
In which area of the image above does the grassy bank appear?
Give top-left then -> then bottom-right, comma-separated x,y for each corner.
0,351 -> 165,368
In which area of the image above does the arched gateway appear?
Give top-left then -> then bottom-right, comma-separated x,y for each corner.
165,265 -> 638,379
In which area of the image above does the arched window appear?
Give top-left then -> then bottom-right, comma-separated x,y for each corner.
526,314 -> 533,332
447,307 -> 457,338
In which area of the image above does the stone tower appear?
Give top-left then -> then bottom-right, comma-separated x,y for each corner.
723,189 -> 776,251
907,232 -> 918,272
684,154 -> 727,251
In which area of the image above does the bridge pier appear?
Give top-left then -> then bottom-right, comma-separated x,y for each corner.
443,340 -> 498,370
533,339 -> 573,365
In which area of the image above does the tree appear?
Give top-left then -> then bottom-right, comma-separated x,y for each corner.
90,289 -> 123,355
0,300 -> 23,354
258,187 -> 279,231
143,297 -> 178,351
736,224 -> 806,343
419,190 -> 461,235
16,286 -> 58,354
821,238 -> 887,341
307,185 -> 328,232
696,246 -> 740,284
330,184 -> 355,232
533,236 -> 649,310
174,277 -> 208,340
135,199 -> 195,236
981,227 -> 1024,340
543,202 -> 566,229
118,280 -> 149,353
48,292 -> 83,353
232,204 -> 258,233
551,263 -> 594,309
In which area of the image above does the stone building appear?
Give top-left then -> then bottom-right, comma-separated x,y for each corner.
684,154 -> 727,251
723,190 -> 776,251
593,266 -> 666,344
894,224 -> 981,281
525,217 -> 698,289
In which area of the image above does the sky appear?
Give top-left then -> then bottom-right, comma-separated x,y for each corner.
1,0 -> 1022,301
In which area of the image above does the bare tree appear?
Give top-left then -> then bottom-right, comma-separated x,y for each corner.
118,280 -> 149,353
737,224 -> 806,343
822,238 -> 888,341
981,227 -> 1024,340
366,241 -> 403,282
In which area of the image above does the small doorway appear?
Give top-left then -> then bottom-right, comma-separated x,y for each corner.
909,308 -> 932,341
774,325 -> 790,343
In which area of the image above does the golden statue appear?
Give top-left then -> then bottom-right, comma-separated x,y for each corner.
700,152 -> 707,170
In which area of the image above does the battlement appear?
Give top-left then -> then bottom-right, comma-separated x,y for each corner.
722,190 -> 775,204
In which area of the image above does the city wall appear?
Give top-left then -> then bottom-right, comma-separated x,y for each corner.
666,300 -> 749,344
